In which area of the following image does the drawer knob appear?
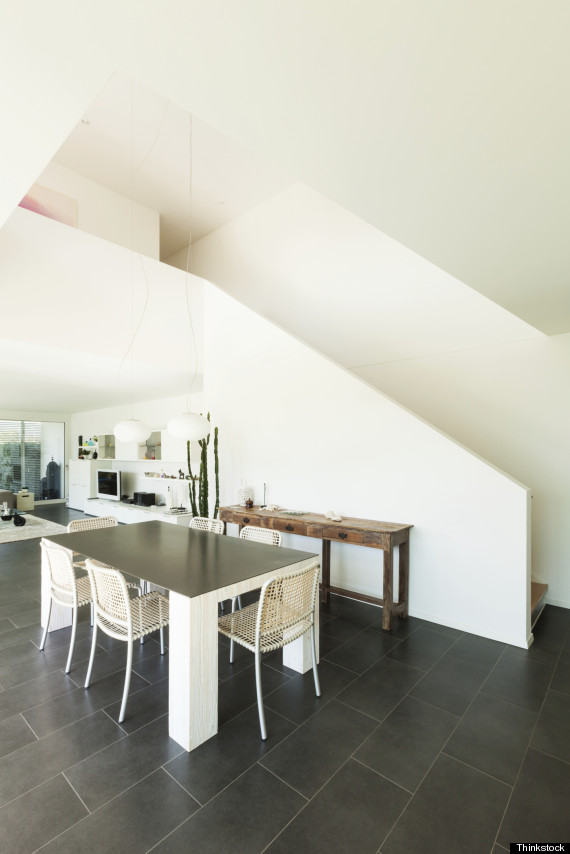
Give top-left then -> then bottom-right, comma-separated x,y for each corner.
243,517 -> 250,524
285,524 -> 294,531
338,532 -> 348,539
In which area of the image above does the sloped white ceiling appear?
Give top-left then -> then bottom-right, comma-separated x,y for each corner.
1,2 -> 569,333
0,1 -> 568,415
189,183 -> 542,371
0,208 -> 202,413
51,73 -> 293,259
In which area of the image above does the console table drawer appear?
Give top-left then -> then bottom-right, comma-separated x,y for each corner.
320,526 -> 364,545
271,517 -> 309,536
219,509 -> 265,527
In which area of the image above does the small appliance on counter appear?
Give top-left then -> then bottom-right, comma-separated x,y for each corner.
133,492 -> 155,507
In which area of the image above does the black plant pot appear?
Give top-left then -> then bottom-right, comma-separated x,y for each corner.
13,514 -> 26,527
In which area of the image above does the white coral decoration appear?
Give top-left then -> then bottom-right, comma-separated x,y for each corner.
266,503 -> 281,511
325,510 -> 342,521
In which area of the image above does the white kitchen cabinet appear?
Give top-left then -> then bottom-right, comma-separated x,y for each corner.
68,460 -> 110,511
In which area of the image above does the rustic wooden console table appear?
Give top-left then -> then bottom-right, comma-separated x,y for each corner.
219,506 -> 413,631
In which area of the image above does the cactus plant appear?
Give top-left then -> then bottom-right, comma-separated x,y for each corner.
187,413 -> 220,519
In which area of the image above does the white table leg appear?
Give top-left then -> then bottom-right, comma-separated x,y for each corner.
40,539 -> 72,632
283,598 -> 320,672
168,589 -> 219,751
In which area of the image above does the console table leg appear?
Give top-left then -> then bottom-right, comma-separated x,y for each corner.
321,539 -> 331,603
382,548 -> 393,631
398,540 -> 409,619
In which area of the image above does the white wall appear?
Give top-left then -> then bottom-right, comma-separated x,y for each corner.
35,162 -> 160,259
356,334 -> 570,608
203,283 -> 531,648
187,181 -> 568,612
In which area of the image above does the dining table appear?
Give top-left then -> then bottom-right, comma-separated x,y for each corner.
42,521 -> 319,751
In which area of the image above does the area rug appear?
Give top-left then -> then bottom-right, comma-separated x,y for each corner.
0,514 -> 68,544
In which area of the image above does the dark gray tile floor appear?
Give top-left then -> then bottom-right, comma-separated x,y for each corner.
0,504 -> 569,853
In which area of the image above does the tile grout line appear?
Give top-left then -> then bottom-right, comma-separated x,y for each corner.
373,634 -> 509,852
62,769 -> 92,813
489,633 -> 567,851
257,626 -> 462,853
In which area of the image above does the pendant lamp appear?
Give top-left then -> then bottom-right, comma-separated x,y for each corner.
114,80 -> 151,445
167,412 -> 210,441
167,111 -> 210,444
114,419 -> 151,443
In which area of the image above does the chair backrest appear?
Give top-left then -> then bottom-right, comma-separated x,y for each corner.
257,560 -> 320,648
40,540 -> 78,606
240,525 -> 282,547
189,516 -> 224,535
85,559 -> 131,639
67,516 -> 118,533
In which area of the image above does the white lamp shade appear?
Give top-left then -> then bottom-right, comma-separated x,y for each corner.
113,419 -> 152,443
167,412 -> 211,441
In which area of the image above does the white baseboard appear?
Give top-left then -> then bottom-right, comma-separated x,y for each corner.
408,607 -> 529,649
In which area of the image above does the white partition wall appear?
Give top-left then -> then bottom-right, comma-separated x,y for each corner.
203,283 -> 532,648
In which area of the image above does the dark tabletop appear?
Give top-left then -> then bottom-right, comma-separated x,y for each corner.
44,521 -> 317,599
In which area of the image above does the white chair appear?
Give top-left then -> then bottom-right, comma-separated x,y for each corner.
231,525 -> 283,622
240,525 -> 282,548
67,516 -> 118,569
189,516 -> 225,535
67,516 -> 142,624
84,559 -> 169,723
238,527 -> 283,602
40,541 -> 92,674
218,560 -> 321,740
67,515 -> 119,534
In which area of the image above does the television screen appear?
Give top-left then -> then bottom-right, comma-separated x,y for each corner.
96,469 -> 120,501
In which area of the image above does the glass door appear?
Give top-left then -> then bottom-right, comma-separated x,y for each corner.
0,420 -> 65,501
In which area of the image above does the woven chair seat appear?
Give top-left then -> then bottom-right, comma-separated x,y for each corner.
219,601 -> 312,653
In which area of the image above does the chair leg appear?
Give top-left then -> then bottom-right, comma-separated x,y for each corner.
229,597 -> 238,663
140,592 -> 145,644
255,647 -> 267,740
39,598 -> 52,651
90,601 -> 94,627
119,637 -> 133,723
84,622 -> 98,688
65,605 -> 78,674
160,626 -> 165,655
310,625 -> 321,696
